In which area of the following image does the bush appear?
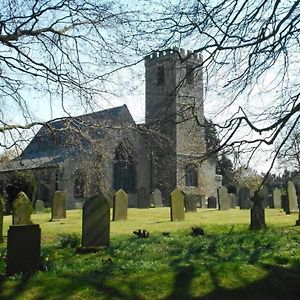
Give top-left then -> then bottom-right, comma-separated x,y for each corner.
56,233 -> 81,249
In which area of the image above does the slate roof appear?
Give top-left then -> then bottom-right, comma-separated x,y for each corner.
0,105 -> 135,172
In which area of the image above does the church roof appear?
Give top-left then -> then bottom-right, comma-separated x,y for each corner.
0,105 -> 135,172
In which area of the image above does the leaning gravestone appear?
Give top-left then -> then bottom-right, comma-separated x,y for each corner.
184,193 -> 197,212
170,189 -> 185,221
34,200 -> 45,213
113,189 -> 128,221
82,194 -> 110,247
287,181 -> 298,212
218,186 -> 231,210
273,189 -> 281,208
0,199 -> 3,243
12,192 -> 33,225
6,224 -> 41,275
239,187 -> 251,209
51,190 -> 66,220
207,196 -> 217,208
153,188 -> 163,207
138,187 -> 149,208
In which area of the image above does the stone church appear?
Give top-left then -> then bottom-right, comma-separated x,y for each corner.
0,49 -> 219,208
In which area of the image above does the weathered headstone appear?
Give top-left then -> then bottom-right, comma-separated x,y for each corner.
287,181 -> 298,212
34,200 -> 45,213
138,187 -> 149,208
6,224 -> 41,275
113,189 -> 128,221
259,185 -> 269,208
218,186 -> 231,210
184,193 -> 197,212
170,189 -> 185,221
12,192 -> 33,225
152,188 -> 163,207
281,194 -> 289,214
273,188 -> 281,209
250,191 -> 266,230
51,190 -> 66,220
229,193 -> 236,208
82,194 -> 110,247
0,199 -> 3,243
207,196 -> 217,208
239,187 -> 251,209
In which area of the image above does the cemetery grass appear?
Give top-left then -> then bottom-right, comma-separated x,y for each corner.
0,209 -> 299,299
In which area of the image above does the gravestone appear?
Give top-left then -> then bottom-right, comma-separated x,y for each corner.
34,200 -> 45,212
138,187 -> 149,208
195,195 -> 202,208
281,194 -> 289,214
268,194 -> 274,208
0,199 -> 3,243
273,189 -> 281,208
239,187 -> 251,209
229,193 -> 236,208
184,193 -> 197,212
12,192 -> 33,225
287,181 -> 298,212
153,188 -> 163,207
82,194 -> 110,247
6,224 -> 41,275
259,185 -> 269,208
51,190 -> 66,220
207,196 -> 217,208
113,189 -> 128,221
170,189 -> 185,221
218,186 -> 231,210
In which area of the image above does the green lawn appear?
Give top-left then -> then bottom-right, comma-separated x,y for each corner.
1,208 -> 300,299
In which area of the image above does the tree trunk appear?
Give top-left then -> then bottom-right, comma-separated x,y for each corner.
250,191 -> 266,230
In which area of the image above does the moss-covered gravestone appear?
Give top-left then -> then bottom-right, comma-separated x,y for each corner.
170,189 -> 185,221
12,192 -> 33,225
287,181 -> 298,212
82,194 -> 110,247
6,224 -> 41,276
153,188 -> 163,207
34,200 -> 45,213
218,186 -> 231,210
0,199 -> 3,243
184,193 -> 197,212
273,188 -> 281,209
113,189 -> 128,221
51,191 -> 66,220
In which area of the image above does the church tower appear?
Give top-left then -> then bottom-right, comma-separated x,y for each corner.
145,48 -> 213,202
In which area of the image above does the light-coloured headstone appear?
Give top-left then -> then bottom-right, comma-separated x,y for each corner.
287,181 -> 298,212
12,192 -> 33,225
82,194 -> 110,247
273,188 -> 281,209
170,189 -> 185,221
6,224 -> 41,276
153,188 -> 163,207
184,193 -> 197,212
138,187 -> 149,208
51,190 -> 66,220
239,187 -> 251,209
218,186 -> 231,210
34,200 -> 45,212
0,199 -> 3,243
229,193 -> 236,208
113,189 -> 128,221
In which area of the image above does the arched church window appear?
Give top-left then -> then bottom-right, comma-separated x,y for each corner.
74,171 -> 85,198
113,142 -> 136,192
185,165 -> 198,187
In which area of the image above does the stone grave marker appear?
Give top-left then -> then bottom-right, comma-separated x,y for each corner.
287,181 -> 298,212
281,194 -> 289,213
82,194 -> 110,247
153,188 -> 163,207
229,193 -> 236,208
0,199 -> 3,243
170,189 -> 185,221
218,186 -> 231,210
34,200 -> 45,213
184,193 -> 197,212
207,196 -> 217,208
239,187 -> 251,209
273,188 -> 281,209
138,187 -> 149,208
51,190 -> 66,220
12,192 -> 33,225
6,224 -> 41,275
113,189 -> 128,221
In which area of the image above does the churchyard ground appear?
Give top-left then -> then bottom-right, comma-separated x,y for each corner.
0,208 -> 300,299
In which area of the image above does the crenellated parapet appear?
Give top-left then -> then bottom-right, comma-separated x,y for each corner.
145,47 -> 202,63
